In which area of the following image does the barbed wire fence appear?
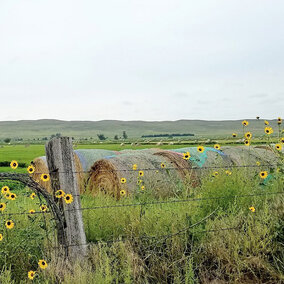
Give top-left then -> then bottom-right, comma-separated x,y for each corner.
0,137 -> 283,266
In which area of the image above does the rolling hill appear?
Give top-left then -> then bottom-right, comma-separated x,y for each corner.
0,119 -> 280,139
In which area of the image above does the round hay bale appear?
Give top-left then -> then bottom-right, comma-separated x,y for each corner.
153,150 -> 200,187
88,152 -> 186,199
74,149 -> 120,193
31,156 -> 53,193
221,146 -> 278,166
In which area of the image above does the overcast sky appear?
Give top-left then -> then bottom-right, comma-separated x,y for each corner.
0,0 -> 283,121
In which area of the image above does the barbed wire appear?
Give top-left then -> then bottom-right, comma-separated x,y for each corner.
53,226 -> 240,249
1,190 -> 283,217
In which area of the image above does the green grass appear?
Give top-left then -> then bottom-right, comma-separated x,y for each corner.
0,167 -> 283,283
0,145 -> 45,166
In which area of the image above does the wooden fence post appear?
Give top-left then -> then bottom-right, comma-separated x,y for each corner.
45,137 -> 87,259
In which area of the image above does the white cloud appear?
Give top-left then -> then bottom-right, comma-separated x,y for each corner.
0,0 -> 283,121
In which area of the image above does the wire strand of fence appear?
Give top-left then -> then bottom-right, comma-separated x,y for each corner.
1,190 -> 283,217
52,225 -> 240,249
66,190 -> 284,212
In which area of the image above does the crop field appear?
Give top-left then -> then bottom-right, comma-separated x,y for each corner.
0,121 -> 283,283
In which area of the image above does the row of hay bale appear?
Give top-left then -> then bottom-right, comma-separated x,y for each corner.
31,146 -> 280,198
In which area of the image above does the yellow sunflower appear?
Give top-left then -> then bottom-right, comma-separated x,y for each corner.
9,193 -> 16,201
281,137 -> 284,144
214,144 -> 221,150
197,146 -> 205,153
28,270 -> 36,280
183,152 -> 190,160
141,186 -> 145,191
0,233 -> 3,241
264,127 -> 273,135
120,189 -> 126,196
121,178 -> 127,184
244,132 -> 252,140
55,190 -> 65,198
278,117 -> 282,124
5,193 -> 11,200
264,120 -> 269,125
242,120 -> 249,126
1,186 -> 9,195
40,174 -> 50,182
27,165 -> 35,174
259,171 -> 268,179
40,205 -> 47,212
30,192 -> 36,200
64,194 -> 73,204
161,163 -> 166,168
132,164 -> 137,171
29,209 -> 35,215
0,203 -> 6,212
212,171 -> 219,177
249,206 -> 255,213
38,259 -> 48,270
225,170 -> 232,176
232,133 -> 237,137
139,171 -> 144,177
244,139 -> 250,146
275,143 -> 282,151
10,160 -> 18,169
5,220 -> 14,229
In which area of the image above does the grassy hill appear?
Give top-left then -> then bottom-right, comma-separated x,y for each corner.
0,119 -> 281,139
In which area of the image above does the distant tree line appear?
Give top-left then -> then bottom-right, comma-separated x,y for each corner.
141,133 -> 194,138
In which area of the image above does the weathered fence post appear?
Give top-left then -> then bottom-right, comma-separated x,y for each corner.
45,137 -> 87,259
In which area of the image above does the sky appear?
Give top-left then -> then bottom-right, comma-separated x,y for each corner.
0,0 -> 283,121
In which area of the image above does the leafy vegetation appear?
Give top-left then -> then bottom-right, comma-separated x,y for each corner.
0,166 -> 283,283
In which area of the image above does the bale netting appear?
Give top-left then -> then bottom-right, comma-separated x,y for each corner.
74,149 -> 120,171
31,153 -> 84,193
88,152 -> 188,199
153,150 -> 200,187
172,147 -> 234,171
